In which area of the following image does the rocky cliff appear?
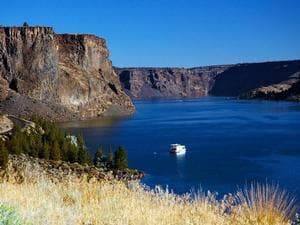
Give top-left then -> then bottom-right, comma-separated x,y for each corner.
0,26 -> 134,121
240,72 -> 300,101
116,66 -> 230,99
210,60 -> 300,97
117,60 -> 300,100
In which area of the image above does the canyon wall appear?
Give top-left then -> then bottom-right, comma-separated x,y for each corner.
118,60 -> 300,100
210,60 -> 300,96
0,26 -> 134,121
116,66 -> 229,99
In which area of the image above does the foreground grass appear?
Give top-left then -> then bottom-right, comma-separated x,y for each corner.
0,159 -> 296,225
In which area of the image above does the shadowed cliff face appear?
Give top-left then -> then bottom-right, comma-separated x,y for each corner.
210,60 -> 300,96
117,60 -> 300,100
0,27 -> 134,121
116,66 -> 229,99
240,71 -> 300,101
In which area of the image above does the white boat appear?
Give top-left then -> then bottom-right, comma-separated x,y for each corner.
169,144 -> 186,155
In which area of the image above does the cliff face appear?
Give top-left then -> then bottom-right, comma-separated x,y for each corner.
118,60 -> 300,100
210,60 -> 300,96
240,71 -> 300,101
0,27 -> 134,121
117,66 -> 229,99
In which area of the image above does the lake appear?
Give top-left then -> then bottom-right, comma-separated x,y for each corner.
62,97 -> 300,201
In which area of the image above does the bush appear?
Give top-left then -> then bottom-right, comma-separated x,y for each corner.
114,146 -> 128,170
107,147 -> 114,166
8,125 -> 24,155
93,147 -> 103,167
0,204 -> 29,225
77,135 -> 91,164
0,140 -> 8,169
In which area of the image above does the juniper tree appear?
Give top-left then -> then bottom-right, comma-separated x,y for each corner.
0,141 -> 8,170
9,125 -> 23,155
50,141 -> 60,161
40,143 -> 50,160
107,146 -> 114,168
113,146 -> 128,170
93,147 -> 103,167
77,135 -> 91,164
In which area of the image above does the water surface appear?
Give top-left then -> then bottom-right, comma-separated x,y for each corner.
62,97 -> 300,200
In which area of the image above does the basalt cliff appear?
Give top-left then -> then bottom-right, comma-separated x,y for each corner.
116,66 -> 230,99
117,60 -> 300,100
0,26 -> 134,121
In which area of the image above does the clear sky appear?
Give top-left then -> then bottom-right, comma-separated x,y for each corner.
1,0 -> 300,67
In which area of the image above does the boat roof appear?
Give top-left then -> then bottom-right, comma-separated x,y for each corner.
170,143 -> 185,146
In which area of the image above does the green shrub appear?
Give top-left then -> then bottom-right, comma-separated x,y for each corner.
77,135 -> 91,164
0,140 -> 9,170
93,147 -> 103,167
107,147 -> 114,167
0,204 -> 29,225
114,146 -> 128,170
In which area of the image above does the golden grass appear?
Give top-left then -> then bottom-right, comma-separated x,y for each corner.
0,160 -> 296,225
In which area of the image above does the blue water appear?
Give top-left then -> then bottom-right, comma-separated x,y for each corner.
62,97 -> 300,200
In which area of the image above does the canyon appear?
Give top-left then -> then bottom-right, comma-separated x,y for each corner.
0,26 -> 300,123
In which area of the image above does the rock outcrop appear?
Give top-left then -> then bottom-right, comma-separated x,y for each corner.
117,60 -> 300,100
116,66 -> 230,99
0,26 -> 134,121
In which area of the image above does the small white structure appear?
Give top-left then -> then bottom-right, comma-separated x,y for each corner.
169,144 -> 186,155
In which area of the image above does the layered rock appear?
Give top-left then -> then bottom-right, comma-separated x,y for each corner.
210,60 -> 300,96
0,26 -> 134,121
117,66 -> 230,99
240,72 -> 300,101
118,60 -> 300,100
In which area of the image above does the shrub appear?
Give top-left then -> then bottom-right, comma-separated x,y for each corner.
23,22 -> 29,27
113,146 -> 128,170
107,147 -> 114,166
8,125 -> 24,155
50,141 -> 61,161
77,135 -> 91,165
0,140 -> 8,169
0,204 -> 29,225
94,147 -> 103,167
232,183 -> 296,224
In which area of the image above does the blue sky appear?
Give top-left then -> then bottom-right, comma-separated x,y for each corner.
1,0 -> 300,67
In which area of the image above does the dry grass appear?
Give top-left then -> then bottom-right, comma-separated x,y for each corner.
0,160 -> 296,225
